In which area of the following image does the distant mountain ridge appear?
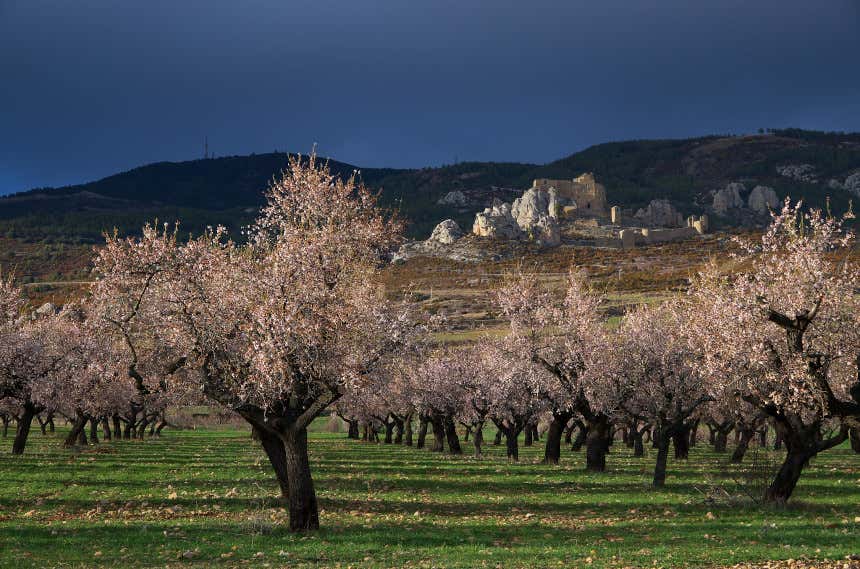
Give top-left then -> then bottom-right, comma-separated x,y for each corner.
3,129 -> 859,242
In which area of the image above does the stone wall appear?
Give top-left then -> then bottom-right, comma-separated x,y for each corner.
615,226 -> 700,248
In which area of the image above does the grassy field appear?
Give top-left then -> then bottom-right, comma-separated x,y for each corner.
1,425 -> 859,568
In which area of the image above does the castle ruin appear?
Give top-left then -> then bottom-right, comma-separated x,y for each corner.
531,173 -> 608,217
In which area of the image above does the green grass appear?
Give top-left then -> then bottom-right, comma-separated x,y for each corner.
1,425 -> 859,568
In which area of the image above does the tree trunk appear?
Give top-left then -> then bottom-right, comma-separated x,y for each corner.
493,429 -> 502,446
101,418 -> 112,441
416,416 -> 428,449
281,427 -> 319,531
688,420 -> 699,447
714,431 -> 728,452
404,416 -> 413,447
762,417 -> 845,504
78,422 -> 88,446
758,427 -> 768,448
765,448 -> 811,504
563,424 -> 573,445
112,415 -> 122,439
504,428 -> 519,461
64,412 -> 88,448
384,421 -> 394,444
155,421 -> 167,436
37,416 -> 47,435
430,415 -> 445,452
543,412 -> 572,465
393,418 -> 404,444
531,423 -> 540,442
731,428 -> 755,463
473,423 -> 484,458
849,428 -> 860,453
255,427 -> 290,499
123,421 -> 133,440
773,430 -> 783,450
347,420 -> 359,440
571,423 -> 587,451
89,417 -> 99,445
524,424 -> 533,447
1,415 -> 9,438
672,428 -> 689,460
653,437 -> 670,487
136,419 -> 149,439
633,430 -> 644,457
444,418 -> 462,455
11,403 -> 38,455
585,416 -> 610,472
462,425 -> 471,442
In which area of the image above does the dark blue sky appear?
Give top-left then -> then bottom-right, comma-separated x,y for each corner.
2,0 -> 859,195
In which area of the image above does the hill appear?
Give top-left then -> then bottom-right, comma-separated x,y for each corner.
2,128 -> 859,244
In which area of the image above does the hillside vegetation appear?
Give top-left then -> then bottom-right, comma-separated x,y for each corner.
2,129 -> 859,243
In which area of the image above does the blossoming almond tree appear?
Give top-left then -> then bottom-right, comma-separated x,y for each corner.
495,270 -> 612,467
90,223 -> 191,440
0,279 -> 95,454
613,301 -> 711,487
96,154 -> 408,530
689,200 -> 860,503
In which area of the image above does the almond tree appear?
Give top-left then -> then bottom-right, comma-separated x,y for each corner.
612,301 -> 711,487
496,270 -> 612,468
90,223 -> 190,440
0,281 -> 89,454
408,349 -> 470,454
689,201 -> 860,503
480,338 -> 550,461
96,154 -> 407,530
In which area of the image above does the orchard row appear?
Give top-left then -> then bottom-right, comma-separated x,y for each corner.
2,154 -> 859,532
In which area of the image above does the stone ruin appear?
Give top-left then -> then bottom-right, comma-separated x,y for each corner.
392,173 -> 717,263
470,174 -> 709,250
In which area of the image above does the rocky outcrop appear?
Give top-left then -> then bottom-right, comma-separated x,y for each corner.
511,187 -> 558,228
428,219 -> 464,244
437,191 -> 467,206
530,215 -> 561,246
392,220 -> 484,263
747,186 -> 779,215
844,172 -> 860,197
633,199 -> 684,227
473,189 -> 561,247
473,200 -> 521,239
776,164 -> 818,184
713,182 -> 746,214
510,187 -> 560,245
826,172 -> 860,197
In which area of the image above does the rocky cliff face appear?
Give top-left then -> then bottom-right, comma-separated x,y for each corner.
828,171 -> 860,197
436,190 -> 468,206
473,188 -> 561,247
712,182 -> 746,214
473,200 -> 522,240
429,219 -> 464,244
747,185 -> 779,215
511,187 -> 558,228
